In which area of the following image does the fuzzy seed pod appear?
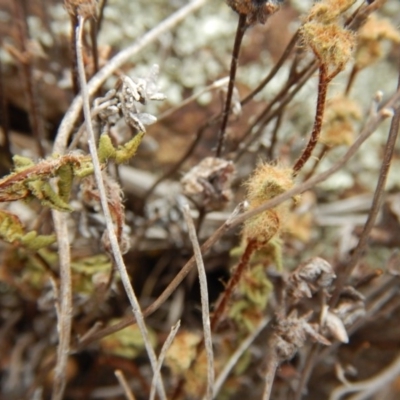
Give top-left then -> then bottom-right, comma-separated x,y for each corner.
243,164 -> 295,245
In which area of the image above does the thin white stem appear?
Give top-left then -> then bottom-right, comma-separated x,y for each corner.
330,353 -> 400,400
51,210 -> 73,400
261,348 -> 279,400
213,318 -> 269,398
114,370 -> 136,400
182,204 -> 215,400
55,0 -> 209,154
75,16 -> 166,400
149,320 -> 181,400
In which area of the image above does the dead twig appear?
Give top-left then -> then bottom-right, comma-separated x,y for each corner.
182,204 -> 214,400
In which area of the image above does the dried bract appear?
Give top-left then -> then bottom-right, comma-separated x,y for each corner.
226,0 -> 282,25
273,311 -> 330,361
181,157 -> 235,210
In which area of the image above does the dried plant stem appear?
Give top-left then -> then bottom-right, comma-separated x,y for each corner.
241,30 -> 300,106
293,63 -> 340,175
329,64 -> 400,308
262,348 -> 279,400
90,18 -> 99,75
55,0 -> 210,154
182,204 -> 214,400
0,58 -> 12,167
215,13 -> 247,157
234,60 -> 318,162
115,370 -> 136,400
213,317 -> 269,398
75,16 -> 166,400
51,210 -> 73,400
69,12 -> 80,95
76,86 -> 400,347
142,116 -> 216,202
329,352 -> 400,400
14,0 -> 45,157
149,321 -> 181,400
211,239 -> 258,331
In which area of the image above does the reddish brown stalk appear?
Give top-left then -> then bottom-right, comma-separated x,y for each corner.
215,13 -> 247,157
293,63 -> 342,175
211,239 -> 258,331
0,59 -> 13,170
345,65 -> 359,95
13,0 -> 46,158
69,12 -> 80,95
90,18 -> 99,75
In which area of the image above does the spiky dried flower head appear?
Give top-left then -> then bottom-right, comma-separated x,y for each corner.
321,95 -> 362,147
355,15 -> 400,69
226,0 -> 282,25
307,0 -> 357,24
301,0 -> 356,71
301,22 -> 355,69
242,164 -> 295,245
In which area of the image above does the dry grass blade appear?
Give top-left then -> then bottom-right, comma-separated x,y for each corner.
213,317 -> 270,398
149,320 -> 181,400
75,15 -> 167,400
182,204 -> 215,400
51,210 -> 73,400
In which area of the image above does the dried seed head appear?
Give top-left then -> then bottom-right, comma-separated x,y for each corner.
181,157 -> 235,211
242,164 -> 295,245
273,311 -> 330,361
301,21 -> 355,69
288,257 -> 336,301
355,15 -> 400,69
321,96 -> 362,147
226,0 -> 282,25
307,0 -> 357,24
321,306 -> 349,343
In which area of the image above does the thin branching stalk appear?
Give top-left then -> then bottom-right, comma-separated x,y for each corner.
262,348 -> 279,400
182,204 -> 214,400
69,11 -> 80,95
149,320 -> 181,400
55,0 -> 210,154
75,85 -> 400,346
142,116 -> 217,202
213,317 -> 269,398
211,239 -> 258,331
241,30 -> 300,106
13,0 -> 45,157
293,63 -> 342,175
329,61 -> 400,308
75,15 -> 167,400
90,18 -> 99,75
215,13 -> 247,157
0,58 -> 12,168
51,210 -> 73,400
329,352 -> 400,400
115,370 -> 136,400
234,60 -> 318,162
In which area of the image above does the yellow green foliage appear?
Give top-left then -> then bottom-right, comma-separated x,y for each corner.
0,210 -> 56,250
100,321 -> 157,359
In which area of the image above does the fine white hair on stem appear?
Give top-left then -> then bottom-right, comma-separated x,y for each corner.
149,320 -> 181,400
182,203 -> 215,400
213,317 -> 270,398
51,210 -> 73,400
75,16 -> 167,400
114,370 -> 136,400
54,0 -> 210,154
